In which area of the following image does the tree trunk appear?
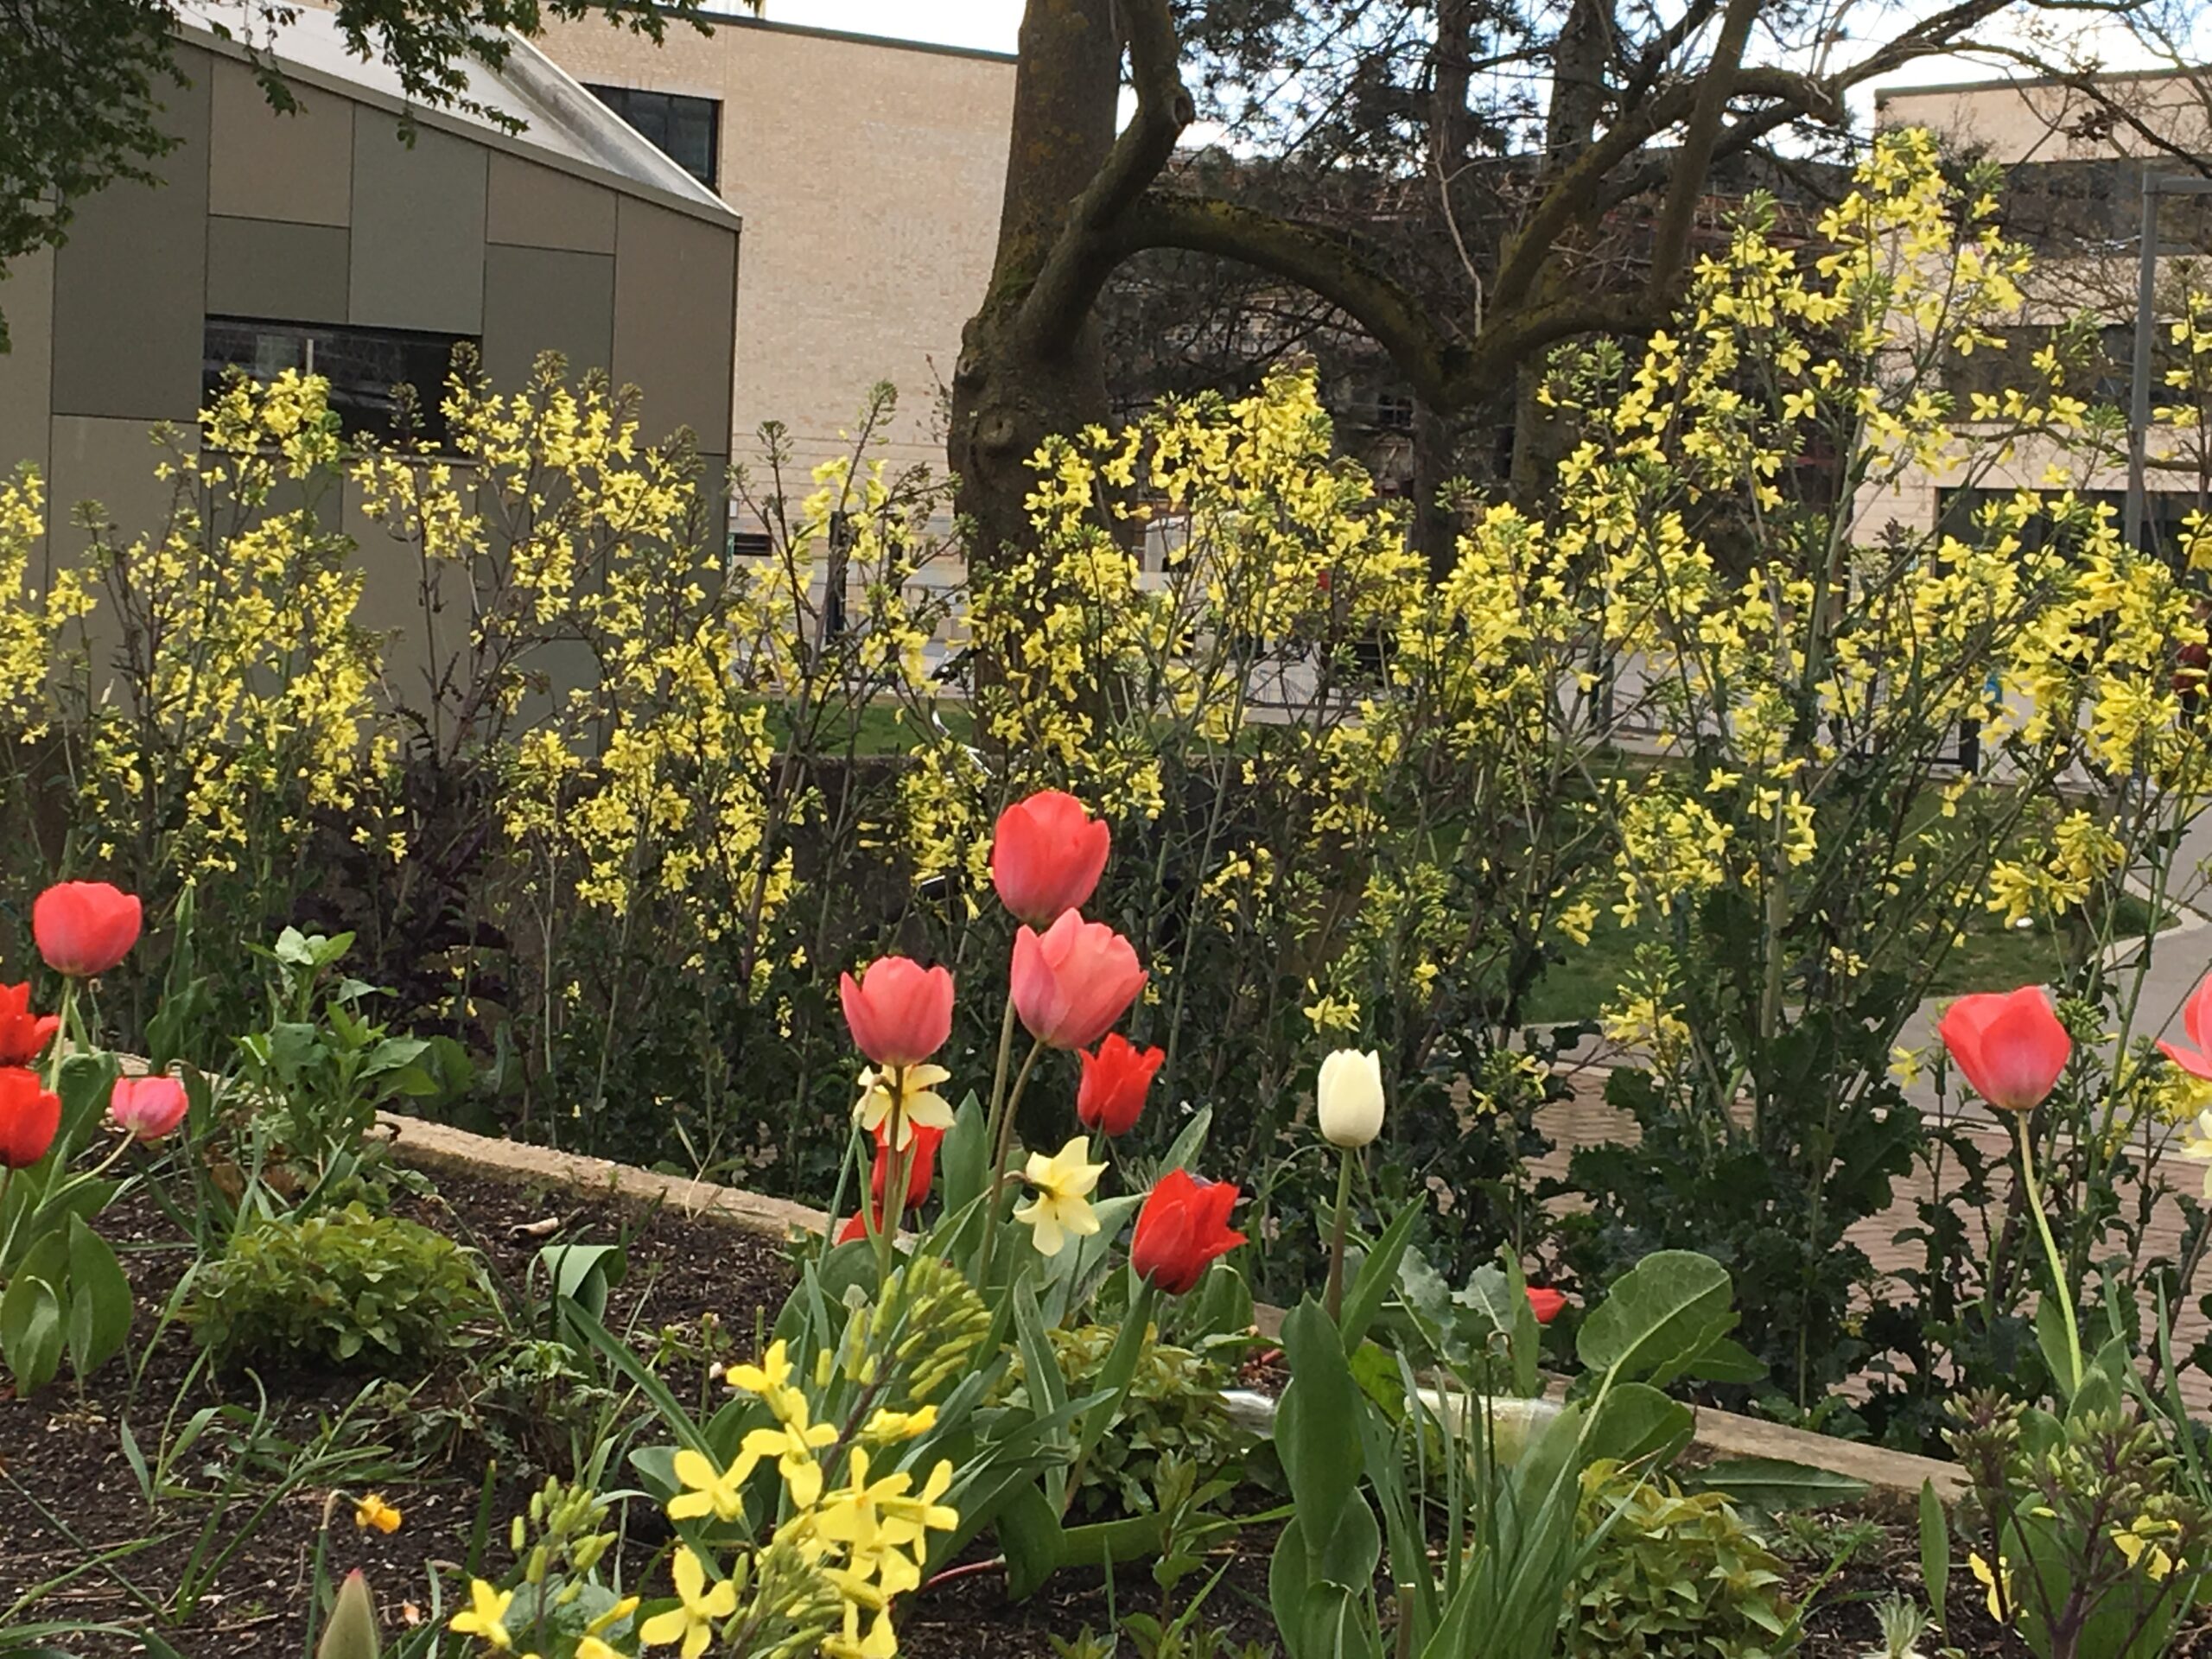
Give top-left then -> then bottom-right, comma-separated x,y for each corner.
948,0 -> 1122,571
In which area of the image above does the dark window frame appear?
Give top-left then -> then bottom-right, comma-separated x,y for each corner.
202,315 -> 477,448
582,84 -> 721,191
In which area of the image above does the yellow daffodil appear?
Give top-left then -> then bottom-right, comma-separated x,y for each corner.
450,1580 -> 515,1649
1012,1135 -> 1106,1256
1970,1551 -> 2011,1623
639,1547 -> 738,1659
353,1492 -> 402,1534
860,1404 -> 938,1443
667,1446 -> 762,1523
741,1396 -> 841,1508
855,1063 -> 954,1150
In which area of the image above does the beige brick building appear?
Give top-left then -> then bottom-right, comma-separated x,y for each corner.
1859,69 -> 2212,549
533,14 -> 1017,537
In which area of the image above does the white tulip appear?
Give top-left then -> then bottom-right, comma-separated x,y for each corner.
1317,1047 -> 1386,1148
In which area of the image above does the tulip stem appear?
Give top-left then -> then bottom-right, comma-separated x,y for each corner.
982,998 -> 1020,1178
975,1039 -> 1044,1290
44,979 -> 77,1096
874,1066 -> 908,1288
1324,1147 -> 1357,1324
2014,1117 -> 2082,1399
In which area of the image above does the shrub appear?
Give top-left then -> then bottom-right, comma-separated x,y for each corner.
1001,1323 -> 1243,1516
185,1201 -> 493,1370
1568,1461 -> 1799,1659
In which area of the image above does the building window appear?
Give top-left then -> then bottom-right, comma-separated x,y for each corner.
584,86 -> 720,190
203,317 -> 474,447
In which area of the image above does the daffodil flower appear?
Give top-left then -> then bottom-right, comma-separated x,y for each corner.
450,1580 -> 515,1650
855,1063 -> 954,1150
741,1395 -> 840,1508
667,1446 -> 762,1523
639,1547 -> 738,1659
353,1491 -> 402,1534
1012,1135 -> 1106,1255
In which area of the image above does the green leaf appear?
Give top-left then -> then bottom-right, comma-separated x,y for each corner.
317,1567 -> 382,1659
65,1213 -> 133,1377
1275,1298 -> 1382,1588
1918,1478 -> 1949,1634
1338,1198 -> 1424,1356
1156,1105 -> 1213,1176
537,1243 -> 626,1325
942,1091 -> 988,1214
1,1269 -> 65,1395
1685,1457 -> 1870,1511
1585,1381 -> 1693,1466
999,1479 -> 1068,1600
1574,1249 -> 1736,1389
2035,1294 -> 2080,1403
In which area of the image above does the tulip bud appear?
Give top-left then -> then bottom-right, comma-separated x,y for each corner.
1316,1048 -> 1385,1148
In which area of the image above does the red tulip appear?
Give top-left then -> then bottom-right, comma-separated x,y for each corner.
1077,1033 -> 1165,1136
1010,912 -> 1147,1052
33,881 -> 142,977
869,1121 -> 944,1210
1526,1287 -> 1568,1325
111,1074 -> 189,1141
1937,986 -> 2071,1113
2158,971 -> 2212,1080
0,1066 -> 60,1168
838,957 -> 954,1068
1131,1168 -> 1245,1295
991,791 -> 1109,927
838,1122 -> 946,1244
0,982 -> 58,1066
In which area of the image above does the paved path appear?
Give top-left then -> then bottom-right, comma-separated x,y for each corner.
1529,1065 -> 2212,1413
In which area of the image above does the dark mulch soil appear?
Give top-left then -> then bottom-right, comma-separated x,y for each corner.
0,1160 -> 791,1656
16,1160 -> 2211,1659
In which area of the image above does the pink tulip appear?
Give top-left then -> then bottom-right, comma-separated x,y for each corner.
33,881 -> 142,977
991,791 -> 1110,927
1937,986 -> 2071,1113
1010,911 -> 1147,1051
2158,971 -> 2212,1079
111,1074 -> 189,1141
838,956 -> 954,1068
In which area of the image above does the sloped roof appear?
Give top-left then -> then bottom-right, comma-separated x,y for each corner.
177,3 -> 740,228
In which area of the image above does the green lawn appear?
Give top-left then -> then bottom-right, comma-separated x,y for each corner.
1522,891 -> 2163,1025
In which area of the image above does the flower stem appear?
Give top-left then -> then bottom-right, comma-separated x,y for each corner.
1324,1146 -> 1356,1323
44,979 -> 77,1096
2016,1116 -> 2082,1399
873,1065 -> 907,1288
982,997 -> 1020,1176
976,1039 -> 1044,1290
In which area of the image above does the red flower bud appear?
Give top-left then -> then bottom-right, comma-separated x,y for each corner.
838,956 -> 953,1068
111,1074 -> 190,1141
1937,986 -> 2070,1113
1010,912 -> 1146,1052
1131,1168 -> 1245,1295
1076,1033 -> 1164,1136
869,1121 -> 944,1210
33,880 -> 142,977
1526,1287 -> 1568,1325
0,1066 -> 60,1168
991,791 -> 1109,927
0,982 -> 59,1067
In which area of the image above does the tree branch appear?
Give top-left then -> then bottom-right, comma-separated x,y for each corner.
1014,0 -> 1195,356
1646,0 -> 1764,286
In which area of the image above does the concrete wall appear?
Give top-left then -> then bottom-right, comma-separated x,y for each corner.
535,15 -> 1014,513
